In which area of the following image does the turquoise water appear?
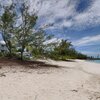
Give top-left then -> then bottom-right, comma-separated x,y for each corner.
88,60 -> 100,64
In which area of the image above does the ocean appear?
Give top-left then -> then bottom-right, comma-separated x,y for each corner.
89,60 -> 100,64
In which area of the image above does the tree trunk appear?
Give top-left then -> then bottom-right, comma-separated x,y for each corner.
21,51 -> 23,61
21,45 -> 25,61
9,48 -> 12,57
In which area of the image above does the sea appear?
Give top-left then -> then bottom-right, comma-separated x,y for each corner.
88,60 -> 100,64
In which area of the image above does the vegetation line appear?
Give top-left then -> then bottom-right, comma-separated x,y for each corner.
0,1 -> 93,61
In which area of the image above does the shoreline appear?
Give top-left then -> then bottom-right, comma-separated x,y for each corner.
86,59 -> 100,64
0,59 -> 100,100
39,59 -> 100,75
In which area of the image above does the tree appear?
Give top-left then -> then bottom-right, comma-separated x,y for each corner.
57,40 -> 72,55
48,39 -> 72,60
0,0 -> 55,60
49,39 -> 88,60
14,2 -> 38,60
0,4 -> 16,57
24,30 -> 53,58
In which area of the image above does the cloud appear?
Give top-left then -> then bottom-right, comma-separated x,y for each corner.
73,0 -> 100,29
35,0 -> 77,29
0,0 -> 12,6
0,40 -> 5,44
0,0 -> 100,30
73,34 -> 100,46
44,37 -> 62,45
31,0 -> 100,30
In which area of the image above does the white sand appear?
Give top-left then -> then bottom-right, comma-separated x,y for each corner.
0,60 -> 100,100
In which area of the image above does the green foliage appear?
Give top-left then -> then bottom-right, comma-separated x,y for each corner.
28,30 -> 54,59
0,1 -> 88,61
14,2 -> 38,60
0,4 -> 16,56
48,39 -> 88,60
0,52 -> 4,57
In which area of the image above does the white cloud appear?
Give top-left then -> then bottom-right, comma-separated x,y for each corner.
73,0 -> 100,29
0,0 -> 100,30
0,0 -> 12,6
44,37 -> 61,45
0,40 -> 5,44
29,0 -> 77,29
73,34 -> 100,46
32,0 -> 100,30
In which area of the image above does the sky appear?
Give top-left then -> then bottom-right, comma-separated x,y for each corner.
0,0 -> 100,56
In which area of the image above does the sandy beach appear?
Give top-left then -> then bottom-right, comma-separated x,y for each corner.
0,59 -> 100,100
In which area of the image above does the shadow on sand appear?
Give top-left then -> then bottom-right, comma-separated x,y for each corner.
0,58 -> 61,69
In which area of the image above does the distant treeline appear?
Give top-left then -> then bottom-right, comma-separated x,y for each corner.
44,40 -> 88,60
88,56 -> 100,60
0,1 -> 89,61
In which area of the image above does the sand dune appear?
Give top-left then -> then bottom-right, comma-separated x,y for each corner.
0,59 -> 100,100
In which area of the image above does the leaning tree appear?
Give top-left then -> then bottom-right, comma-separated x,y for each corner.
0,4 -> 16,56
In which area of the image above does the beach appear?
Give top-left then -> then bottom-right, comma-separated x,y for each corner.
0,59 -> 100,100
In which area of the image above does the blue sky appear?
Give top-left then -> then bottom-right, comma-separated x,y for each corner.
0,0 -> 100,56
